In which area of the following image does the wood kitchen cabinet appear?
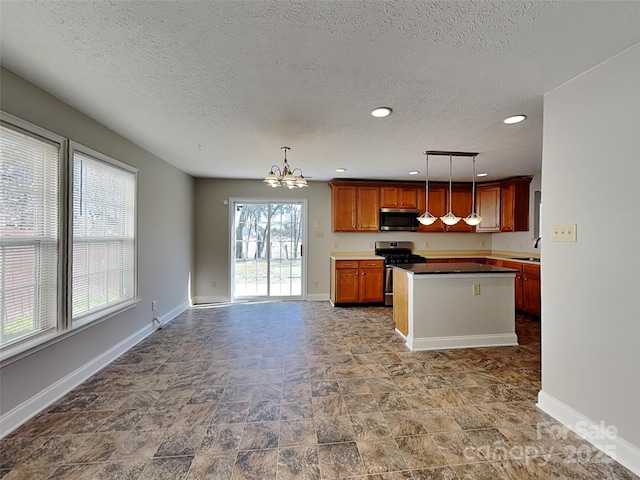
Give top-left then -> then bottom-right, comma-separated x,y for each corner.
330,259 -> 384,305
445,184 -> 475,233
330,184 -> 380,232
501,178 -> 531,232
522,264 -> 541,316
501,259 -> 540,315
475,183 -> 501,232
417,185 -> 447,232
381,186 -> 418,208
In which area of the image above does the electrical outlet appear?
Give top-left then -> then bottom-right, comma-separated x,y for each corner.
552,224 -> 577,242
473,284 -> 481,296
151,300 -> 156,311
314,230 -> 324,238
313,281 -> 319,288
423,241 -> 429,248
212,281 -> 217,288
481,241 -> 486,248
334,242 -> 339,249
368,242 -> 373,248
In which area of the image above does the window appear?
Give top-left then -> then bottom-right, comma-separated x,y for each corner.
0,112 -> 137,358
70,144 -> 137,325
0,119 -> 63,349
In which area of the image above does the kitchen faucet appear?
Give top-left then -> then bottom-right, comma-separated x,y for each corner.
534,237 -> 542,248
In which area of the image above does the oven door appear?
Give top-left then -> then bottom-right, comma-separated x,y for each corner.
384,266 -> 394,306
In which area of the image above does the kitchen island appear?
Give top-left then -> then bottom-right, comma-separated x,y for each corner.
393,263 -> 518,351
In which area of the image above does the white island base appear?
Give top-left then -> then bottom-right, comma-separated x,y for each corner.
393,265 -> 518,351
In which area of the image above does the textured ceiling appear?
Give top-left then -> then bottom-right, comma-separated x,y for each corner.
1,1 -> 639,182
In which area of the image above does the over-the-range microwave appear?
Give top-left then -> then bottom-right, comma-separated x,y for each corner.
379,208 -> 420,231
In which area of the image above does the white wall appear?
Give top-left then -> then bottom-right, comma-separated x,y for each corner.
0,68 -> 194,430
538,44 -> 640,473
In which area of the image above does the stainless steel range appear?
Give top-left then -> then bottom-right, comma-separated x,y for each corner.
374,241 -> 427,306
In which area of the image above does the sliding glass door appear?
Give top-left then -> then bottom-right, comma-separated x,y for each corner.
231,200 -> 305,300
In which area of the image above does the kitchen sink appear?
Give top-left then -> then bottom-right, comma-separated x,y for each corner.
512,257 -> 540,262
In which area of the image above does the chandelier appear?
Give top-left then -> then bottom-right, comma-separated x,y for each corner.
263,146 -> 308,188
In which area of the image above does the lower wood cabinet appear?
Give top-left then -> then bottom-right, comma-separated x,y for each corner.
330,259 -> 384,305
499,260 -> 540,316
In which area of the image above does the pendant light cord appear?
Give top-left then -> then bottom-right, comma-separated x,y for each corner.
425,152 -> 430,210
448,154 -> 453,212
471,155 -> 477,212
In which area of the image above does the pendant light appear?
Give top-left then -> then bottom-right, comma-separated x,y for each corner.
417,151 -> 437,226
439,154 -> 461,226
464,154 -> 483,226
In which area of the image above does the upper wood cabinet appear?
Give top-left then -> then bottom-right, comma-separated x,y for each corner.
417,185 -> 447,232
501,178 -> 531,232
475,183 -> 501,233
330,183 -> 379,232
445,184 -> 475,233
380,186 -> 418,208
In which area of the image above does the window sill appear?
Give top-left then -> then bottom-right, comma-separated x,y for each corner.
0,299 -> 141,367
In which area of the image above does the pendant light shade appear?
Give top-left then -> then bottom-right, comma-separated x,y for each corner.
463,155 -> 483,226
440,154 -> 461,226
417,151 -> 437,226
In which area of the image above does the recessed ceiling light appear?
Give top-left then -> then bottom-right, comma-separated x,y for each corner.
503,114 -> 527,124
477,173 -> 489,177
335,168 -> 347,173
408,171 -> 420,175
371,107 -> 392,118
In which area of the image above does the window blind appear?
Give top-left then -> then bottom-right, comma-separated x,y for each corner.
0,123 -> 60,347
71,149 -> 136,320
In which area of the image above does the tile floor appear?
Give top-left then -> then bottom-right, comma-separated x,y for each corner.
1,301 -> 637,479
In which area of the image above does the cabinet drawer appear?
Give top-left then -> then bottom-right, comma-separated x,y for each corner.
360,260 -> 384,269
335,260 -> 360,269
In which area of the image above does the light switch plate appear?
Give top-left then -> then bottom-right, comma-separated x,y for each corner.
551,224 -> 577,242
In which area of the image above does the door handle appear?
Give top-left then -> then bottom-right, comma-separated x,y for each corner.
300,244 -> 303,257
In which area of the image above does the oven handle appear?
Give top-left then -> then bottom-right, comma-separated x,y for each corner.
385,266 -> 393,293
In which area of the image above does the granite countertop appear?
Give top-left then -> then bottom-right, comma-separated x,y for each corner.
330,253 -> 384,261
393,263 -> 519,275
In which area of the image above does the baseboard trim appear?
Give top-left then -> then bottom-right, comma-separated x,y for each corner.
193,295 -> 230,304
0,302 -> 188,438
306,293 -> 330,301
407,333 -> 518,351
537,390 -> 640,476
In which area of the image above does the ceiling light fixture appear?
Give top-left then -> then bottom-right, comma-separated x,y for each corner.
463,155 -> 483,226
417,152 -> 437,226
503,114 -> 527,124
371,107 -> 392,118
335,168 -> 347,173
263,146 -> 308,189
440,153 -> 462,226
421,151 -> 482,227
409,171 -> 419,175
477,172 -> 488,177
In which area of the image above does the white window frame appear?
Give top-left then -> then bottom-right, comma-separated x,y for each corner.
69,142 -> 138,329
0,112 -> 139,365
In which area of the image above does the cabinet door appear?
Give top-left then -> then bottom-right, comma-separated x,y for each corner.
502,261 -> 524,310
399,188 -> 418,208
359,267 -> 384,303
475,184 -> 501,232
501,178 -> 530,232
332,186 -> 357,231
380,187 -> 398,207
334,268 -> 360,303
357,186 -> 380,231
417,185 -> 446,232
522,264 -> 541,315
446,185 -> 475,232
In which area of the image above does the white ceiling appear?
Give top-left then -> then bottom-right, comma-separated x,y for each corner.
1,1 -> 639,182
